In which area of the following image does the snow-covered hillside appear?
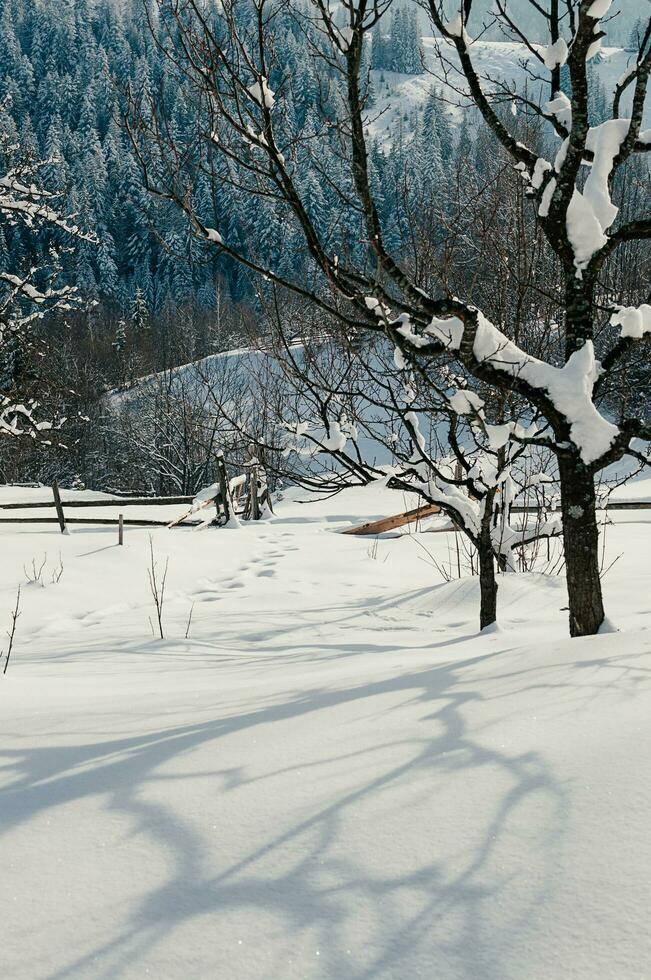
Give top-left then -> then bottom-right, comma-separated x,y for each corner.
368,39 -> 645,144
1,480 -> 651,979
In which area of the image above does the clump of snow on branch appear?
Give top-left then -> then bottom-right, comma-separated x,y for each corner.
545,92 -> 572,129
248,78 -> 275,110
448,389 -> 484,415
583,120 -> 630,230
412,311 -> 618,465
565,192 -> 609,271
531,98 -> 631,274
443,14 -> 468,42
423,315 -> 464,349
543,39 -> 568,70
564,119 -> 630,273
283,417 -> 357,457
586,0 -> 612,20
611,304 -> 651,339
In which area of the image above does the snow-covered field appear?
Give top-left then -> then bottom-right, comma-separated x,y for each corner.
1,480 -> 651,979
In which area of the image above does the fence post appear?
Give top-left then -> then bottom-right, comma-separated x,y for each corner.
51,481 -> 67,534
250,465 -> 260,521
216,452 -> 230,525
118,513 -> 124,545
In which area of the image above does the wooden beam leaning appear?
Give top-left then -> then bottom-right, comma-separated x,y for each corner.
342,504 -> 441,536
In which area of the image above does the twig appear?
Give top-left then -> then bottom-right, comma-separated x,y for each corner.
2,586 -> 22,675
147,536 -> 169,640
601,553 -> 623,579
24,553 -> 47,586
185,602 -> 195,639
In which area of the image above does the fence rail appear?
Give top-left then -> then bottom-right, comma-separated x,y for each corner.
0,516 -> 182,527
0,483 -> 199,532
0,495 -> 193,510
511,501 -> 651,512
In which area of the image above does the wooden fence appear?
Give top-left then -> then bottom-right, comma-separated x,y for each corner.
1,480 -> 649,537
0,481 -> 193,531
0,457 -> 273,533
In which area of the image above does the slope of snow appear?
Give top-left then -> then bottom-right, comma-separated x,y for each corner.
367,40 -> 645,144
1,481 -> 651,979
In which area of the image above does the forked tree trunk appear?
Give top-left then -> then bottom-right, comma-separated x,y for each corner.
558,454 -> 605,637
478,499 -> 498,631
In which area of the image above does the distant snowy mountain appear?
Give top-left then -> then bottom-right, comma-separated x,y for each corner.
367,39 -> 645,144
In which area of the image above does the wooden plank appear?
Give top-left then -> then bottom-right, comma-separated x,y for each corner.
51,481 -> 67,534
167,494 -> 217,529
342,504 -> 441,536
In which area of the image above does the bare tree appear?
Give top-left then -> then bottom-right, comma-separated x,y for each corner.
127,0 -> 651,636
205,309 -> 560,630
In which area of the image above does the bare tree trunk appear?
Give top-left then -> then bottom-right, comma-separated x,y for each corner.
549,0 -> 561,97
558,454 -> 605,637
559,273 -> 606,637
478,496 -> 498,631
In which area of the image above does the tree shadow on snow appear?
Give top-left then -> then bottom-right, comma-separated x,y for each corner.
2,591 -> 647,979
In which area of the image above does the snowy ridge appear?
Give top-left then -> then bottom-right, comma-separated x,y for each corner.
367,40 -> 646,144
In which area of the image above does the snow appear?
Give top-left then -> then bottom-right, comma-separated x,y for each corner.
366,40 -> 648,147
583,119 -> 630,231
248,77 -> 275,110
425,313 -> 464,349
538,175 -> 557,217
543,38 -> 568,70
531,156 -> 552,189
565,189 -> 609,271
587,0 -> 613,19
546,91 -> 572,130
320,420 -> 349,453
1,481 -> 651,978
472,319 -> 618,465
448,389 -> 484,415
558,119 -> 630,274
418,310 -> 618,466
611,303 -> 651,339
484,421 -> 514,450
393,346 -> 406,370
444,14 -> 465,39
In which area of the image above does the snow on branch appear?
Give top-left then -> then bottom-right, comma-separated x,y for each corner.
402,310 -> 620,466
247,77 -> 275,110
611,304 -> 651,339
543,39 -> 569,71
